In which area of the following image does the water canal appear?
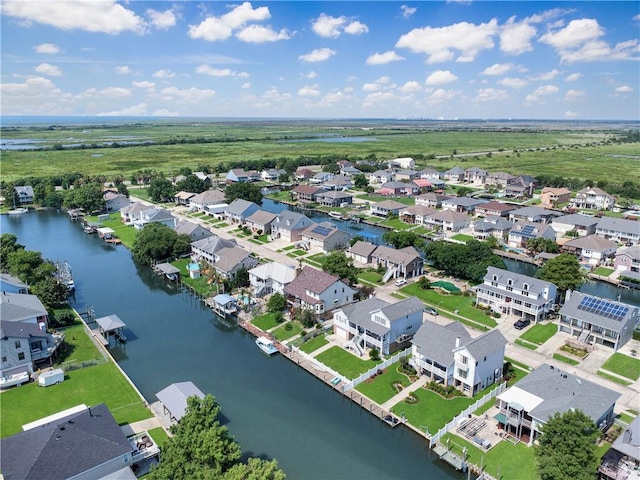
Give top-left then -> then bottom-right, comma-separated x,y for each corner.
1,210 -> 459,480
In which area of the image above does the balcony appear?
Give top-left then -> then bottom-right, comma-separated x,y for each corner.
30,333 -> 65,362
129,431 -> 161,463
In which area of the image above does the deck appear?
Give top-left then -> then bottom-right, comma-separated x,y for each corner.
433,444 -> 467,471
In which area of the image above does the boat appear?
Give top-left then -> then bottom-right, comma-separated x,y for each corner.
0,372 -> 31,389
328,211 -> 347,220
255,336 -> 279,355
7,207 -> 28,215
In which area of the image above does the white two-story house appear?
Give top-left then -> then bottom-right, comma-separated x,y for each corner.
475,267 -> 557,322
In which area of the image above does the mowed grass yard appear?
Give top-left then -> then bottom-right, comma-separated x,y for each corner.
1,363 -> 151,438
355,361 -> 412,404
601,353 -> 640,381
85,212 -> 137,248
299,334 -> 329,354
518,322 -> 557,346
316,346 -> 382,379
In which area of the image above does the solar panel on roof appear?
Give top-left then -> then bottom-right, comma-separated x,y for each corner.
577,296 -> 629,321
311,225 -> 333,236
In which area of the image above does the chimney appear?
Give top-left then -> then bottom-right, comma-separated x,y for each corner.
455,337 -> 460,348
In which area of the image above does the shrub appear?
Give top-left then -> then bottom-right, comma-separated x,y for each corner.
51,310 -> 76,328
417,277 -> 432,290
369,348 -> 380,361
273,311 -> 284,323
284,323 -> 293,331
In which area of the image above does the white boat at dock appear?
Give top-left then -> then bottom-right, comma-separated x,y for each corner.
0,371 -> 31,389
7,207 -> 28,215
328,211 -> 347,220
256,336 -> 279,355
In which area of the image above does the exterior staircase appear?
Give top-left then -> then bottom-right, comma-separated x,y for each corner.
382,267 -> 397,283
578,330 -> 590,344
345,333 -> 365,356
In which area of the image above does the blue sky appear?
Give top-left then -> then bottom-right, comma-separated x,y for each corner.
1,1 -> 638,119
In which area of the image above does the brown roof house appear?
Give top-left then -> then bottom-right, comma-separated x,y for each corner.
283,266 -> 356,317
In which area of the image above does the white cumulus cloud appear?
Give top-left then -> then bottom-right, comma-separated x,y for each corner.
475,88 -> 509,102
425,70 -> 458,85
428,88 -> 459,103
530,69 -> 560,81
146,9 -> 177,30
539,18 -> 604,50
480,63 -> 513,76
497,77 -> 528,89
188,2 -> 271,41
115,65 -> 132,75
132,81 -> 155,89
34,43 -> 60,54
398,81 -> 422,94
564,89 -> 586,100
34,63 -> 62,76
236,25 -> 290,43
298,48 -> 336,63
311,13 -> 368,38
564,72 -> 582,82
366,51 -> 405,65
298,84 -> 321,97
98,103 -> 148,116
344,21 -> 368,35
196,64 -> 246,77
400,5 -> 417,19
153,69 -> 175,79
616,85 -> 633,92
499,17 -> 536,55
160,86 -> 216,103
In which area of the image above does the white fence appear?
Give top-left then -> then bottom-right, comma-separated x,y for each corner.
341,349 -> 412,392
429,381 -> 507,448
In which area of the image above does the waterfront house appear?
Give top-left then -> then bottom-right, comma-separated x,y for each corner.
369,170 -> 395,184
204,203 -> 229,219
245,210 -> 277,234
292,185 -> 326,203
558,290 -> 639,350
596,217 -> 640,246
348,240 -> 378,264
310,172 -> 334,184
226,168 -> 251,183
474,201 -> 517,218
419,168 -> 441,181
322,175 -> 352,191
495,364 -> 620,445
283,266 -> 356,317
175,219 -> 213,242
399,205 -> 437,225
14,185 -> 34,205
485,172 -> 516,187
540,187 -> 572,209
300,222 -> 350,253
614,245 -> 640,282
388,157 -> 415,169
378,181 -> 418,196
340,165 -> 361,177
395,169 -> 420,181
188,189 -> 226,212
315,190 -> 353,207
224,199 -> 260,225
210,246 -> 257,279
415,192 -> 451,209
0,404 -> 137,480
103,191 -> 130,212
249,262 -> 297,297
411,321 -> 507,397
174,191 -> 196,206
133,207 -> 176,230
562,234 -> 617,266
598,416 -> 640,480
509,206 -> 559,224
370,200 -> 406,218
261,168 -> 286,181
191,235 -> 238,264
503,183 -> 530,200
441,197 -> 488,214
475,267 -> 557,322
464,167 -> 488,184
333,296 -> 424,356
471,216 -> 514,241
443,166 -> 465,182
423,210 -> 472,232
1,320 -> 64,374
0,292 -> 49,329
371,245 -> 424,280
574,187 -> 615,211
271,211 -> 315,243
0,274 -> 28,294
551,213 -> 600,238
119,202 -> 147,225
294,167 -> 315,181
412,179 -> 433,191
508,221 -> 557,248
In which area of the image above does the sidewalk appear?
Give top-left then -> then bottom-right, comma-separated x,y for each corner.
380,376 -> 428,411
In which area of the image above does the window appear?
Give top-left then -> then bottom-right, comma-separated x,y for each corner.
460,356 -> 468,365
18,352 -> 25,361
523,283 -> 529,291
1,356 -> 6,363
14,341 -> 21,349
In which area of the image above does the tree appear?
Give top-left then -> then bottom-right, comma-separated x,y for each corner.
148,177 -> 175,203
525,237 -> 560,255
424,240 -> 505,283
535,409 -> 601,480
225,182 -> 262,205
350,235 -> 364,246
116,182 -> 130,197
353,173 -> 368,189
382,231 -> 425,251
132,223 -> 182,265
322,251 -> 357,286
63,183 -> 105,212
229,267 -> 250,290
278,172 -> 290,183
456,186 -> 473,197
267,293 -> 287,313
223,458 -> 286,480
176,174 -> 209,194
5,249 -> 55,286
1,233 -> 24,268
30,277 -> 70,309
536,253 -> 585,297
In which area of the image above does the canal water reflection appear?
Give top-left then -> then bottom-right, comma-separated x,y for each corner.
1,210 -> 459,480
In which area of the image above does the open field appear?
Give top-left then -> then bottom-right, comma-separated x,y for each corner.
2,122 -> 638,184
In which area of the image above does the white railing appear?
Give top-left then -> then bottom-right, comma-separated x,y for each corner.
429,382 -> 507,448
341,349 -> 412,392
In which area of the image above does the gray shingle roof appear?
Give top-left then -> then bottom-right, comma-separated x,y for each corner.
226,198 -> 259,216
349,241 -> 378,258
214,247 -> 254,274
274,210 -> 312,230
412,320 -> 471,366
337,297 -> 390,336
0,292 -> 47,323
610,415 -> 640,461
0,404 -> 132,480
380,296 -> 424,322
552,214 -> 600,228
246,210 -> 277,226
563,234 -> 617,252
191,235 -> 237,255
0,273 -> 28,289
0,320 -> 49,339
597,216 -> 640,236
559,290 -> 638,334
456,328 -> 507,359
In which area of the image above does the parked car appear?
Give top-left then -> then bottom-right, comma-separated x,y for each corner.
395,278 -> 407,287
424,307 -> 438,316
513,318 -> 531,330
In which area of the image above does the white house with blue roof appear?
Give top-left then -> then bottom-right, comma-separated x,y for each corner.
558,290 -> 639,350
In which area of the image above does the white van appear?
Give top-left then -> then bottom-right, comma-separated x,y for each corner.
395,278 -> 407,287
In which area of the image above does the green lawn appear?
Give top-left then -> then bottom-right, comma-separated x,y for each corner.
358,271 -> 382,285
171,259 -> 220,297
0,363 -> 151,438
355,361 -> 412,404
85,212 -> 137,248
271,321 -> 304,341
380,217 -> 414,230
451,234 -> 474,243
147,426 -> 170,447
281,245 -> 297,251
299,334 -> 329,354
518,322 -> 557,346
315,346 -> 382,379
593,266 -> 615,276
515,339 -> 538,350
553,353 -> 580,366
440,432 -> 538,480
504,357 -> 532,372
251,312 -> 281,331
601,353 -> 640,380
56,321 -> 105,365
393,387 -> 476,433
597,370 -> 633,386
400,284 -> 496,328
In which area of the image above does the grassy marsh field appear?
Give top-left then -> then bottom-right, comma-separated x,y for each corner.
2,121 -> 638,184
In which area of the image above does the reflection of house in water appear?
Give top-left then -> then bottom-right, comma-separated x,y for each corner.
94,314 -> 127,346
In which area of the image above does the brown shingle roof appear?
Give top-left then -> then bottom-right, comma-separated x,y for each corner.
284,266 -> 341,304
